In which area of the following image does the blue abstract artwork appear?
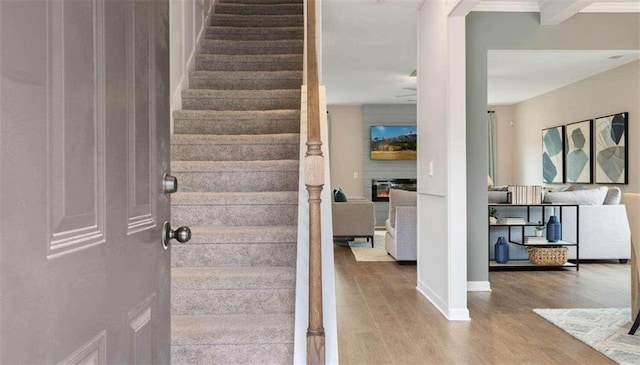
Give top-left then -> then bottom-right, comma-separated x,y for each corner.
542,126 -> 564,184
594,112 -> 628,184
565,120 -> 592,184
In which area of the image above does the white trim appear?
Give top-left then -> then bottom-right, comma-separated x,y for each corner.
449,308 -> 471,321
467,281 -> 492,292
417,280 -> 448,318
473,1 -> 539,12
539,0 -> 594,25
447,16 -> 469,323
417,281 -> 470,321
581,2 -> 640,12
473,0 -> 640,13
448,0 -> 482,16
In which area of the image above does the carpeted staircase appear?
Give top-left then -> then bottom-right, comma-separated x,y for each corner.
170,0 -> 303,363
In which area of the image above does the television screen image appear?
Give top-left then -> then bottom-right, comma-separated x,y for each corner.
370,125 -> 417,160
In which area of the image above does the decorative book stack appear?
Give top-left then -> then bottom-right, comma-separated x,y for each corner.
507,185 -> 542,205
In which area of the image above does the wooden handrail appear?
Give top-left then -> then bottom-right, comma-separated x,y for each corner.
304,0 -> 325,364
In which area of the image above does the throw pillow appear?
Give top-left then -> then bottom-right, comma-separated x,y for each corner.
543,186 -> 608,205
388,188 -> 417,227
603,187 -> 622,205
334,188 -> 347,202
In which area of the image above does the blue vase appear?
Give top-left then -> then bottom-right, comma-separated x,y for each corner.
495,236 -> 509,264
546,216 -> 561,242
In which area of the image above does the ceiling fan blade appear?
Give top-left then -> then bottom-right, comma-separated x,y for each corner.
395,93 -> 416,97
402,87 -> 417,91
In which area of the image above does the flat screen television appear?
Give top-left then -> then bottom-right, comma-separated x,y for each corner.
370,125 -> 417,160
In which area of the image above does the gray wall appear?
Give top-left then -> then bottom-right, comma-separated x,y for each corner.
466,12 -> 640,282
362,104 -> 417,225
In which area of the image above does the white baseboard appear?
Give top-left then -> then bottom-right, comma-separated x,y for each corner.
417,280 -> 470,321
467,281 -> 492,292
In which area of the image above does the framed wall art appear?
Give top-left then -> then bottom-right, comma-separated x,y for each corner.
594,112 -> 628,184
564,119 -> 592,184
542,126 -> 565,184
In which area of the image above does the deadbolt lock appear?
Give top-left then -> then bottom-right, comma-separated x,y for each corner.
163,173 -> 178,194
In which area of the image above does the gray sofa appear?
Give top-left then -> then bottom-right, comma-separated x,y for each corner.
490,186 -> 630,262
385,189 -> 417,262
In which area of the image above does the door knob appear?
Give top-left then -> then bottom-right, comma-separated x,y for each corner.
163,173 -> 178,194
161,221 -> 191,249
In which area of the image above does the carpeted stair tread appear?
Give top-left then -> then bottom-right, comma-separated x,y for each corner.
172,344 -> 293,365
173,110 -> 300,135
218,0 -> 302,4
173,109 -> 300,121
172,160 -> 298,172
190,70 -> 301,78
172,191 -> 297,206
171,132 -> 299,145
172,193 -> 298,226
211,14 -> 303,27
183,225 -> 297,244
172,266 -> 295,290
172,243 -> 297,268
206,26 -> 303,41
172,314 -> 294,346
195,54 -> 303,71
182,89 -> 300,110
215,3 -> 303,15
171,160 -> 299,192
201,39 -> 303,55
172,288 -> 295,315
189,70 -> 302,90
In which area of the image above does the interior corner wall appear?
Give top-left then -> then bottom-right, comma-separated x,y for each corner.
416,1 -> 468,320
327,105 -> 364,197
466,12 -> 640,283
361,105 -> 418,225
512,60 -> 640,192
488,105 -> 516,185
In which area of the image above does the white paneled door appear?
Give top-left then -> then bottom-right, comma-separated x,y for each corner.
0,0 -> 171,363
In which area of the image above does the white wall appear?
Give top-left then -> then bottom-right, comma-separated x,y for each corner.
327,105 -> 364,197
513,60 -> 640,192
416,0 -> 468,320
170,0 -> 213,115
488,105 -> 516,185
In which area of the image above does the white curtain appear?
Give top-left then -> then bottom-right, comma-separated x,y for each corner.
487,111 -> 497,185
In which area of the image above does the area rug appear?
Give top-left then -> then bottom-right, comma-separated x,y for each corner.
533,308 -> 640,364
346,231 -> 394,262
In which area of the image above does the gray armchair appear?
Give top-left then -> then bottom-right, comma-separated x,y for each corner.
385,189 -> 417,262
332,198 -> 375,246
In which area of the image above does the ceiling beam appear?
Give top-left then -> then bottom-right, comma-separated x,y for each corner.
538,0 -> 594,25
447,0 -> 482,17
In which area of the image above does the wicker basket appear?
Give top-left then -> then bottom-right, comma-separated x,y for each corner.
527,247 -> 568,265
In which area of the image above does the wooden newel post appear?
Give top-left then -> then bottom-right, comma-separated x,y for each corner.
305,145 -> 325,365
306,0 -> 325,363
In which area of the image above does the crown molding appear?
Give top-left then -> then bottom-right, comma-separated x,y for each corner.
473,1 -> 539,12
472,1 -> 640,13
581,2 -> 640,13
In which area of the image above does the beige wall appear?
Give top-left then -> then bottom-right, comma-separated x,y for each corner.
488,105 -> 516,185
512,60 -> 640,194
327,105 -> 363,197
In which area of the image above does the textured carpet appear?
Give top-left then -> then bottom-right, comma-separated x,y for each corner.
347,231 -> 394,262
533,308 -> 640,365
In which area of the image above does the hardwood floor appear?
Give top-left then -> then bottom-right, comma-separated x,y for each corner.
334,244 -> 630,365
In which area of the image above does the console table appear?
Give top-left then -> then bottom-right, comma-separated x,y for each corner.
488,204 -> 580,271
